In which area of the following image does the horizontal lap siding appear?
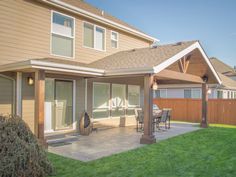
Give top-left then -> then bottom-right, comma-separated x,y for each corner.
0,0 -> 151,66
153,98 -> 236,125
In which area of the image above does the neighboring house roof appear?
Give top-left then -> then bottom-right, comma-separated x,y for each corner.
210,57 -> 236,76
40,0 -> 158,42
217,72 -> 236,90
89,41 -> 197,70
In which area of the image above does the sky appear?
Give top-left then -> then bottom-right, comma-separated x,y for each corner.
86,0 -> 236,67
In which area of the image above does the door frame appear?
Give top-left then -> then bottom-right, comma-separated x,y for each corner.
44,78 -> 76,133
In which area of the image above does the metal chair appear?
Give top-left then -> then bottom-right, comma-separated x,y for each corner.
134,108 -> 144,132
157,109 -> 169,130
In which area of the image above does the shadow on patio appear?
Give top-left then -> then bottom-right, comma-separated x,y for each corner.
48,123 -> 200,162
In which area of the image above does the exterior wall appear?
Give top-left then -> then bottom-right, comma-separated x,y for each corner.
0,0 -> 151,66
86,76 -> 144,127
229,76 -> 236,81
0,74 -> 14,114
156,84 -> 236,99
22,73 -> 35,133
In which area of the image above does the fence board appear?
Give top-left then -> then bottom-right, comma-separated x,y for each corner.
153,98 -> 236,125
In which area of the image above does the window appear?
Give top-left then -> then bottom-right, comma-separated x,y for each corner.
184,89 -> 191,98
192,89 -> 201,99
128,85 -> 140,107
217,90 -> 223,99
153,89 -> 167,98
83,22 -> 105,51
93,83 -> 110,119
51,11 -> 74,58
111,84 -> 126,117
111,31 -> 118,48
160,89 -> 167,98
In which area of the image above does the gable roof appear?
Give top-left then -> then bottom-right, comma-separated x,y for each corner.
217,72 -> 236,90
40,0 -> 158,42
89,41 -> 197,70
210,57 -> 236,75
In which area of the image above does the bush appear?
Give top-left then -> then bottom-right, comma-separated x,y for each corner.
0,115 -> 54,177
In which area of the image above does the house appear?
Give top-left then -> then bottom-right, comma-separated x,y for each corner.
0,0 -> 221,144
154,57 -> 236,99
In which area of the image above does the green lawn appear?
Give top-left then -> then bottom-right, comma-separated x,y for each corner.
48,127 -> 236,177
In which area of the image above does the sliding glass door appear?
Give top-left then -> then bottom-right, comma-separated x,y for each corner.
45,79 -> 73,132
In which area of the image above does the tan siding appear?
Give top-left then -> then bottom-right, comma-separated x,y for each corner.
0,0 -> 151,66
22,73 -> 35,133
0,75 -> 14,114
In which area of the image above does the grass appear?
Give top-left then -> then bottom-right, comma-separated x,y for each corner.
48,127 -> 236,177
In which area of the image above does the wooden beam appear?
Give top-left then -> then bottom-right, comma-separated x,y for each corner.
201,83 -> 208,128
140,74 -> 156,144
155,69 -> 204,84
34,70 -> 46,146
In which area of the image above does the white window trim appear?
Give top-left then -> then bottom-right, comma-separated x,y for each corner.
128,85 -> 141,108
111,31 -> 119,49
50,10 -> 75,59
83,21 -> 106,52
111,83 -> 126,108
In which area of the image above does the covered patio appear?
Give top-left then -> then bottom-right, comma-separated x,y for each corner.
0,40 -> 221,146
48,123 -> 200,162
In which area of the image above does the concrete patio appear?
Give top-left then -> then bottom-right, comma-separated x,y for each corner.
48,123 -> 200,162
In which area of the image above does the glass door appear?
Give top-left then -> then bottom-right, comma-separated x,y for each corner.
55,80 -> 73,130
111,84 -> 126,117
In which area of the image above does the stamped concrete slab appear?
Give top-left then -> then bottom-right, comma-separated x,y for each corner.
48,123 -> 200,162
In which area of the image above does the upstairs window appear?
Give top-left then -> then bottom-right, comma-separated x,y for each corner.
83,22 -> 105,51
51,11 -> 75,58
111,31 -> 118,48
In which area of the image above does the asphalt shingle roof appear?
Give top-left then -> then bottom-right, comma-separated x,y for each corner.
210,57 -> 235,75
89,41 -> 197,70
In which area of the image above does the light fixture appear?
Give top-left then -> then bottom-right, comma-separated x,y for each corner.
202,75 -> 208,83
152,80 -> 158,90
27,76 -> 34,85
207,89 -> 212,94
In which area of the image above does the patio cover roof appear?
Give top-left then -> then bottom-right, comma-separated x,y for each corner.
0,41 -> 221,84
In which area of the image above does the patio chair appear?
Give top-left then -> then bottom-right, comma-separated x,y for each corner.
134,108 -> 144,132
167,109 -> 172,129
156,109 -> 169,130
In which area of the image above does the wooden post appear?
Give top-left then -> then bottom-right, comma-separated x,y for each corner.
34,70 -> 46,146
140,74 -> 156,144
201,83 -> 208,128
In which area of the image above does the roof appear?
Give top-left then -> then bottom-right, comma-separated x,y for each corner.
41,0 -> 158,42
89,41 -> 197,70
210,57 -> 236,75
217,72 -> 236,90
61,0 -> 143,33
0,40 -> 221,84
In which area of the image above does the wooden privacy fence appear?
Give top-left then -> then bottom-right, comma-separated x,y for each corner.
153,98 -> 236,125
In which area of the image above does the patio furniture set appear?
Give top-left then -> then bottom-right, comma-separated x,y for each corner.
135,105 -> 172,132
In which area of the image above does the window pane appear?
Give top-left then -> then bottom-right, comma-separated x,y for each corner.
53,12 -> 73,36
192,89 -> 201,99
153,90 -> 160,98
84,23 -> 94,48
111,32 -> 117,40
128,85 -> 140,107
160,90 -> 167,98
93,83 -> 110,119
93,83 -> 110,108
95,27 -> 105,50
112,84 -> 125,107
111,40 -> 117,48
184,89 -> 191,98
52,34 -> 73,57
